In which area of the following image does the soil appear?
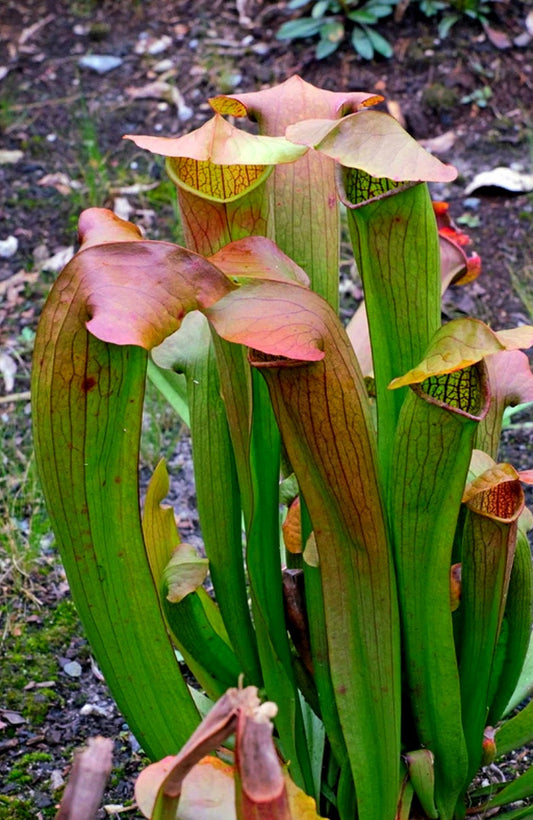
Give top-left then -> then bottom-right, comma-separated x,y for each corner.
1,0 -> 533,817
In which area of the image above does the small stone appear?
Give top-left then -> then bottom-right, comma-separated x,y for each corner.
129,733 -> 141,753
34,792 -> 53,809
113,196 -> 133,221
463,197 -> 481,210
63,660 -> 82,677
78,55 -> 123,74
79,702 -> 109,717
152,58 -> 174,73
0,236 -> 18,258
0,709 -> 26,725
134,34 -> 172,56
514,32 -> 532,48
50,770 -> 65,791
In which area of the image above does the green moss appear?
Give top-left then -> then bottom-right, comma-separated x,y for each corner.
422,83 -> 459,111
0,796 -> 34,820
109,764 -> 125,788
7,752 -> 53,783
1,599 -> 81,722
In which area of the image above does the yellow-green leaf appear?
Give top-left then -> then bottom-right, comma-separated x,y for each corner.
164,545 -> 209,604
389,319 -> 506,389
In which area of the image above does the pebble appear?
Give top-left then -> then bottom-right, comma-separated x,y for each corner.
134,33 -> 172,56
152,58 -> 174,73
0,236 -> 18,258
78,55 -> 123,74
50,769 -> 65,791
63,660 -> 82,678
463,197 -> 481,210
79,702 -> 110,718
129,733 -> 141,753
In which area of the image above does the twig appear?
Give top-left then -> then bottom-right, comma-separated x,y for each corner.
0,391 -> 31,404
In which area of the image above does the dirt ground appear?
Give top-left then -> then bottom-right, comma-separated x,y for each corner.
1,0 -> 533,817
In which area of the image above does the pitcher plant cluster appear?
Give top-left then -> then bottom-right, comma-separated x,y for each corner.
32,76 -> 533,820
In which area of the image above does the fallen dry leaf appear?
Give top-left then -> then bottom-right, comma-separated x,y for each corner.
482,23 -> 512,49
126,81 -> 192,119
420,130 -> 456,155
126,80 -> 175,101
38,172 -> 82,196
0,270 -> 38,298
465,166 -> 533,195
386,99 -> 406,128
18,14 -> 55,45
0,149 -> 23,164
37,246 -> 75,273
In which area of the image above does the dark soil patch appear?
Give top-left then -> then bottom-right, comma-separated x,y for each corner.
1,0 -> 533,817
